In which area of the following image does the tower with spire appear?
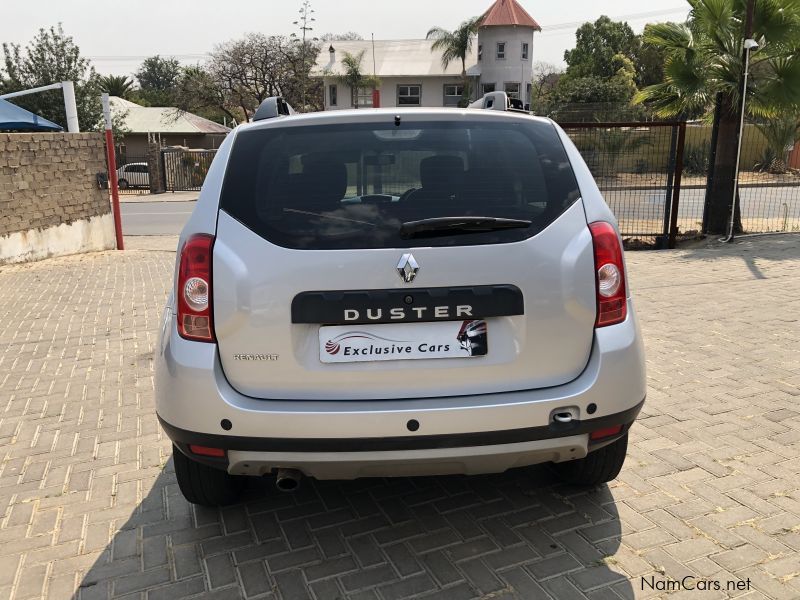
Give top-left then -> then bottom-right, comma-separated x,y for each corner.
476,0 -> 541,107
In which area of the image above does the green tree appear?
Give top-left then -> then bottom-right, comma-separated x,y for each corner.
172,65 -> 235,124
320,32 -> 363,41
1,24 -> 102,131
331,50 -> 380,108
426,16 -> 482,107
564,16 -> 640,79
635,36 -> 671,87
552,54 -> 640,120
530,62 -> 563,116
209,33 -> 304,120
635,0 -> 800,233
99,74 -> 135,98
134,55 -> 181,106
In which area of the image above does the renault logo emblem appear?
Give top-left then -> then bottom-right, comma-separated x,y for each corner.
397,253 -> 419,283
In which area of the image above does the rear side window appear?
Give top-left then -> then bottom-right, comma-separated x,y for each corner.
220,119 -> 580,250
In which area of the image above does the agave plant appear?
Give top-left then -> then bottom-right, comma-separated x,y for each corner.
753,114 -> 800,173
591,129 -> 652,177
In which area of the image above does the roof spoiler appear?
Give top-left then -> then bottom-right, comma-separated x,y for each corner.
253,97 -> 295,121
468,91 -> 529,114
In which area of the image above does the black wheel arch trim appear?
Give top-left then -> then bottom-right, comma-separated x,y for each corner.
159,398 -> 644,454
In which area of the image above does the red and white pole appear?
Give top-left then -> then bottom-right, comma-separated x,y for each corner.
102,93 -> 124,250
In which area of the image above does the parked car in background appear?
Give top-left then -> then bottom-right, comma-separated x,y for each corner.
116,162 -> 150,189
155,94 -> 647,506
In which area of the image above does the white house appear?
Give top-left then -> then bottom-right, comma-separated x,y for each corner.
315,0 -> 541,110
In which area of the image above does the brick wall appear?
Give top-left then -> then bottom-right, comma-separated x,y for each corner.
0,133 -> 110,238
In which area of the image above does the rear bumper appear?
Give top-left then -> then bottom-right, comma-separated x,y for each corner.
162,401 -> 641,478
156,301 -> 646,478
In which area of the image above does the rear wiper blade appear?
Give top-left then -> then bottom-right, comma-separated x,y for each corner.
400,216 -> 532,239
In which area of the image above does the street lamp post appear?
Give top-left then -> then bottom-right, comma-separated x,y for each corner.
722,38 -> 759,243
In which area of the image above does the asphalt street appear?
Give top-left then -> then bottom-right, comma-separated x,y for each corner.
120,201 -> 196,235
120,186 -> 799,237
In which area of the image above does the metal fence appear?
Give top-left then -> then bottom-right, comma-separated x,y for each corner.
162,149 -> 216,192
560,122 -> 686,248
708,124 -> 799,235
109,149 -> 219,194
560,121 -> 800,246
106,125 -> 799,245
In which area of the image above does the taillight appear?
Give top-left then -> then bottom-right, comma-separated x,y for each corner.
177,234 -> 215,342
589,222 -> 627,327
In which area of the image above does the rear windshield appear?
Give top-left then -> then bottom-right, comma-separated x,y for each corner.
220,119 -> 580,250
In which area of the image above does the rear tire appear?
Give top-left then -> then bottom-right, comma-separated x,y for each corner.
172,444 -> 245,506
551,433 -> 628,486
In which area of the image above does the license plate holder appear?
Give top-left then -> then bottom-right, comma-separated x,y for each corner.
319,320 -> 488,364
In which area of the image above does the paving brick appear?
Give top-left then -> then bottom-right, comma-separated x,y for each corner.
378,573 -> 438,600
340,563 -> 396,593
273,569 -> 312,600
418,550 -> 462,587
238,560 -> 273,597
0,234 -> 797,600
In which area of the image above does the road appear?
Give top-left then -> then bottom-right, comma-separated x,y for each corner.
120,201 -> 196,235
119,185 -> 799,237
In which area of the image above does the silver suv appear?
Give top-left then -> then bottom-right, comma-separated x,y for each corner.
155,95 -> 646,506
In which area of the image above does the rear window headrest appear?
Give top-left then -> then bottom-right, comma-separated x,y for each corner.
297,158 -> 347,208
420,155 -> 465,190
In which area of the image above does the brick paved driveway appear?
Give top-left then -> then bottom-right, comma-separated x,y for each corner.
0,235 -> 798,600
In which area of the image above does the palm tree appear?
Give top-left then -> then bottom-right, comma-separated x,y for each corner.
427,16 -> 482,108
332,51 -> 380,108
99,75 -> 135,99
634,0 -> 800,233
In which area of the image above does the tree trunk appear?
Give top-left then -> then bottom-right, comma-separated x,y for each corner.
705,95 -> 743,234
459,59 -> 470,108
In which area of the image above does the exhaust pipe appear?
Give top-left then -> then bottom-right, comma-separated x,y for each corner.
275,468 -> 302,492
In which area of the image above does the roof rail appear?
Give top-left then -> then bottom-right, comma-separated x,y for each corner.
468,91 -> 530,114
253,97 -> 295,122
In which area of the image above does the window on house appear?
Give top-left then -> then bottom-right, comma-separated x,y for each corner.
356,88 -> 373,108
481,83 -> 496,95
478,45 -> 483,61
496,42 -> 506,60
329,84 -> 338,107
504,82 -> 521,99
398,85 -> 421,106
444,84 -> 464,106
522,42 -> 529,60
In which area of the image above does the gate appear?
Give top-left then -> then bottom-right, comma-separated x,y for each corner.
113,152 -> 151,195
559,122 -> 687,248
161,149 -> 217,192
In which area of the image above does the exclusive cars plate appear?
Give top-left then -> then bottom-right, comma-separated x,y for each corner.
319,320 -> 488,363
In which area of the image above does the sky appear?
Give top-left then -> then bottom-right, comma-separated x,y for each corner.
2,0 -> 690,77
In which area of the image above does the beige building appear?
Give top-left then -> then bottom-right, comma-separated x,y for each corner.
110,97 -> 230,155
315,0 -> 541,110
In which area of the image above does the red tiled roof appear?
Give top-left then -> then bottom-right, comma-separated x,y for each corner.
480,0 -> 541,30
